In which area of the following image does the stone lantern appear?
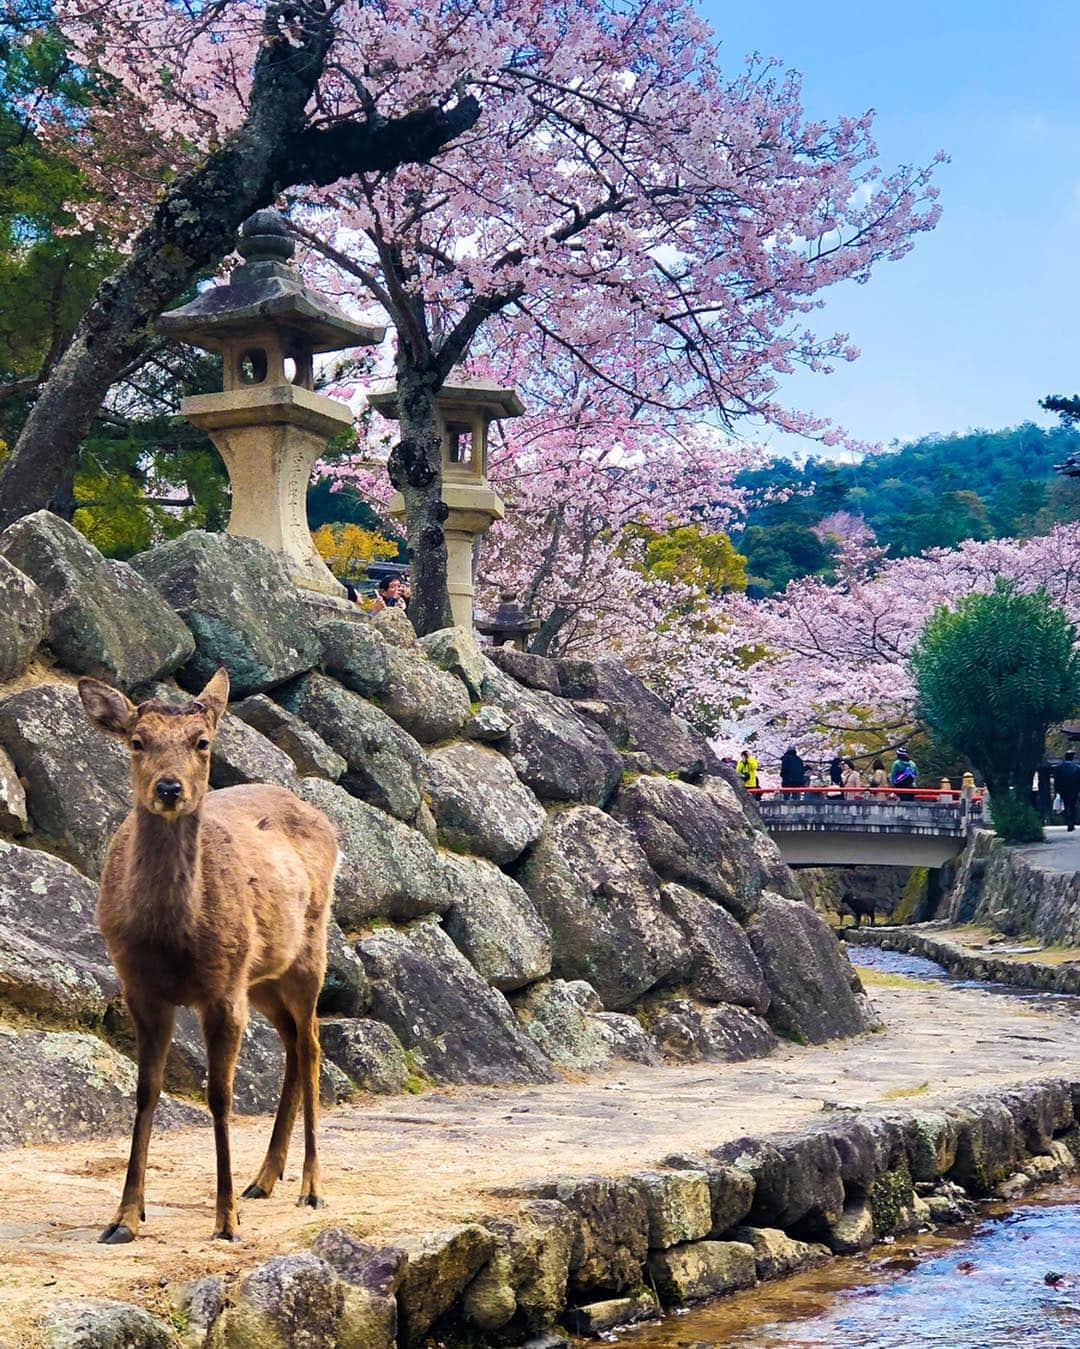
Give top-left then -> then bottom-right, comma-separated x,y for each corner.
476,589 -> 539,651
365,373 -> 524,628
158,210 -> 385,600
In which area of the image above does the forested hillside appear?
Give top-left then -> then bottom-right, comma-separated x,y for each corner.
735,423 -> 1080,594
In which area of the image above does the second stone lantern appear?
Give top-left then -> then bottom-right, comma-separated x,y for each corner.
158,210 -> 384,601
366,374 -> 524,628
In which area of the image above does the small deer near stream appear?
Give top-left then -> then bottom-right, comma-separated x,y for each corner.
78,669 -> 338,1243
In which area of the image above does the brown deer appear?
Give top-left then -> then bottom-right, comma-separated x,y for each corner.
77,668 -> 338,1243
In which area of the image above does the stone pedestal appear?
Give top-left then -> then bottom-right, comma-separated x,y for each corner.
183,385 -> 351,599
389,481 -> 503,629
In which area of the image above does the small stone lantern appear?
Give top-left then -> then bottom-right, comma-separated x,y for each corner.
158,210 -> 385,599
476,589 -> 540,651
366,373 -> 524,628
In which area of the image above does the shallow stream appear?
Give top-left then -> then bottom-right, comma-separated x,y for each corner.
605,1183 -> 1080,1348
595,946 -> 1080,1347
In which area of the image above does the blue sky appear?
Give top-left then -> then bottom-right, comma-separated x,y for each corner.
700,0 -> 1080,461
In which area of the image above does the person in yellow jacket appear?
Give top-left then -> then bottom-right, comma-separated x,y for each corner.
736,749 -> 758,789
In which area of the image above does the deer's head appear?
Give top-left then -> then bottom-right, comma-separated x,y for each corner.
78,669 -> 230,817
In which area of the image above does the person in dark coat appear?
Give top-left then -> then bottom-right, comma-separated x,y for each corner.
780,747 -> 806,799
1053,751 -> 1080,831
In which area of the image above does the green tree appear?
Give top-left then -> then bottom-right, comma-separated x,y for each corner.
911,581 -> 1080,842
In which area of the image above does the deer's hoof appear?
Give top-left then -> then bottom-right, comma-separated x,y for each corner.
212,1229 -> 241,1242
99,1222 -> 136,1245
241,1183 -> 269,1199
297,1194 -> 325,1209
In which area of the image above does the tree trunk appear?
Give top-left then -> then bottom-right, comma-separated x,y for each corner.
387,366 -> 452,635
0,3 -> 478,529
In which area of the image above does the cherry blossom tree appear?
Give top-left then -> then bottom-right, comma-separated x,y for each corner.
713,522 -> 1080,764
0,0 -> 482,526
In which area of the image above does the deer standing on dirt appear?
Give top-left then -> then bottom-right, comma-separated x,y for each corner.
78,669 -> 338,1243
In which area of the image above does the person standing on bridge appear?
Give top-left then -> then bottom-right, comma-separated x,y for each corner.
736,749 -> 758,790
780,746 -> 806,799
1053,750 -> 1080,831
889,748 -> 918,791
841,758 -> 863,799
868,759 -> 889,793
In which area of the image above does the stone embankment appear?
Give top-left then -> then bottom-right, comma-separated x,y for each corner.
0,511 -> 871,1147
33,1076 -> 1080,1347
946,825 -> 1080,945
846,924 -> 1080,995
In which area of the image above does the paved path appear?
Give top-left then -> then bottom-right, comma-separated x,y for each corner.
1011,823 -> 1080,876
0,973 -> 1078,1344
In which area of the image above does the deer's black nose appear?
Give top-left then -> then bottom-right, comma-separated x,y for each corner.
155,779 -> 182,806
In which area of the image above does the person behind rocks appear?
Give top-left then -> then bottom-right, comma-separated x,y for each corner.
370,576 -> 404,613
889,748 -> 918,790
868,758 -> 889,793
841,757 -> 863,799
780,746 -> 806,798
1053,750 -> 1080,831
736,748 -> 758,790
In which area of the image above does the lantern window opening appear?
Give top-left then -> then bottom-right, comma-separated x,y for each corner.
237,347 -> 268,385
446,420 -> 475,468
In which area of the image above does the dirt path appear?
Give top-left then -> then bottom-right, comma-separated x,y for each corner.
2,976 -> 1079,1344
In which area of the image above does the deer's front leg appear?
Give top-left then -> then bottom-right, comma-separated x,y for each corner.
100,995 -> 175,1244
201,999 -> 246,1241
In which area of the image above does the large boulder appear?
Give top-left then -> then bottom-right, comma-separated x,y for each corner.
280,673 -> 424,820
0,512 -> 194,690
645,997 -> 777,1064
213,1253 -> 345,1349
0,840 -> 116,1024
0,1026 -> 200,1147
130,531 -> 320,695
745,893 -> 869,1044
516,806 -> 681,1009
232,693 -> 346,780
0,682 -> 130,876
209,711 -> 299,790
318,1018 -> 410,1094
566,660 -> 712,778
398,1224 -> 498,1347
320,919 -> 370,1017
295,779 -> 451,927
520,1174 -> 649,1298
419,626 -> 489,699
42,1299 -> 180,1349
0,553 -> 48,681
319,620 -> 470,743
358,920 -> 555,1085
481,665 -> 623,805
614,775 -> 768,920
424,742 -> 546,864
512,978 -> 609,1072
441,853 -> 551,991
660,883 -> 770,1011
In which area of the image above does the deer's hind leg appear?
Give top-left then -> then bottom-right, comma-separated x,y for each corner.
242,984 -> 299,1200
278,970 -> 324,1209
100,994 -> 175,1244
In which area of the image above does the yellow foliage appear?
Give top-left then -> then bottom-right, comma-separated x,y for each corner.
635,524 -> 748,598
312,522 -> 398,579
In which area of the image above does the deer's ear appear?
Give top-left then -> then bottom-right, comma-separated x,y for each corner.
195,668 -> 230,728
78,678 -> 137,737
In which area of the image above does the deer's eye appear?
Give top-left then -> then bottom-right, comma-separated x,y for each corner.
131,739 -> 144,752
197,738 -> 210,751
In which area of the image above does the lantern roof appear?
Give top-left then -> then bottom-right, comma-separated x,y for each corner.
365,370 -> 525,420
158,210 -> 385,354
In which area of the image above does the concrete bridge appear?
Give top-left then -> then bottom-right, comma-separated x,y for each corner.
749,788 -> 985,867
